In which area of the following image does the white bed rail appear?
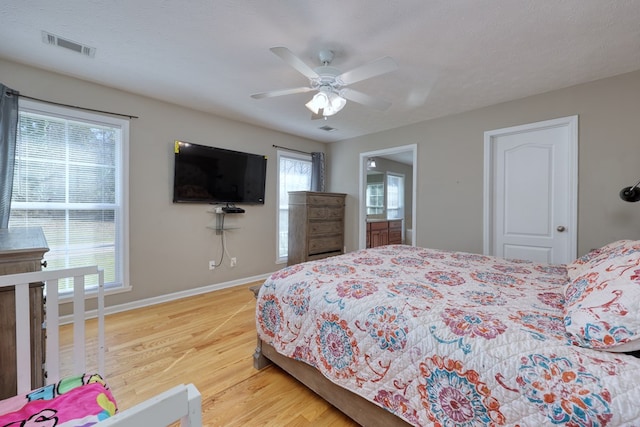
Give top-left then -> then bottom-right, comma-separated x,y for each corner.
98,383 -> 202,427
0,266 -> 105,395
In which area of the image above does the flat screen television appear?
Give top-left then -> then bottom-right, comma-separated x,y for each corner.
173,141 -> 267,204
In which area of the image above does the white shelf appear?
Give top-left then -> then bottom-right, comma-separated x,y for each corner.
206,225 -> 239,231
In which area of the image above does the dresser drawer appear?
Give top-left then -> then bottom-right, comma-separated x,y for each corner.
307,251 -> 343,261
369,221 -> 388,231
389,220 -> 402,230
0,259 -> 42,275
309,220 -> 343,235
307,194 -> 345,207
308,206 -> 344,220
308,236 -> 343,255
388,231 -> 402,244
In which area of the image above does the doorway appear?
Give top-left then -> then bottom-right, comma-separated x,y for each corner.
359,144 -> 418,249
483,116 -> 578,264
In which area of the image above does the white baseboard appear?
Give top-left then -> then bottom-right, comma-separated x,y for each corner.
59,272 -> 272,325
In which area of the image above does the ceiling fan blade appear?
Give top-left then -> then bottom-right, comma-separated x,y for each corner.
251,86 -> 314,99
340,88 -> 392,111
338,56 -> 398,86
270,47 -> 319,79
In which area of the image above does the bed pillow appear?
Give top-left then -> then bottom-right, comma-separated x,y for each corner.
564,240 -> 640,352
565,240 -> 633,282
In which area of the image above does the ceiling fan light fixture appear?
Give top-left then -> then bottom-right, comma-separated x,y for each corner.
305,91 -> 329,114
323,92 -> 346,116
306,90 -> 346,116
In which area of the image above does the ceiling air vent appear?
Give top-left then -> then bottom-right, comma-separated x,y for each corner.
319,125 -> 337,132
41,31 -> 96,58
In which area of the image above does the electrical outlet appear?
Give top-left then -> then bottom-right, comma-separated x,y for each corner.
230,257 -> 237,267
209,260 -> 216,270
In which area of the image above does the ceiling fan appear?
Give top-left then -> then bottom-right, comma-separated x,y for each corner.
251,47 -> 398,118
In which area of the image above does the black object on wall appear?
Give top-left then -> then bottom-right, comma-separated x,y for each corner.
620,179 -> 640,202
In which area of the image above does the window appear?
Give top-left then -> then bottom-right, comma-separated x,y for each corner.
386,173 -> 404,219
277,151 -> 311,262
9,99 -> 129,293
366,182 -> 384,215
366,172 -> 385,215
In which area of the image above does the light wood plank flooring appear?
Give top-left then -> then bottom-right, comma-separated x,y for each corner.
60,282 -> 358,426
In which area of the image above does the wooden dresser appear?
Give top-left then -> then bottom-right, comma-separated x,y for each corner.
0,227 -> 49,399
287,191 -> 346,266
366,219 -> 403,248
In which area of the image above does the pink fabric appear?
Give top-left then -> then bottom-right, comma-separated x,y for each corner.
0,374 -> 117,427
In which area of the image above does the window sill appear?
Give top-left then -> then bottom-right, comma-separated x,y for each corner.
57,284 -> 132,304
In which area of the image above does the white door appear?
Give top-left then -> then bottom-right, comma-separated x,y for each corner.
483,116 -> 578,264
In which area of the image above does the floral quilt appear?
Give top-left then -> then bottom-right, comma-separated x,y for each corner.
256,245 -> 640,426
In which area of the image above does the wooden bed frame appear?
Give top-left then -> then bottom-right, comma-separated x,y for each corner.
254,338 -> 411,426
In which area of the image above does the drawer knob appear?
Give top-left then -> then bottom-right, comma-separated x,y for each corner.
41,260 -> 47,268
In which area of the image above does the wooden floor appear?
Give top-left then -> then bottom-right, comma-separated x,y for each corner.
60,282 -> 358,426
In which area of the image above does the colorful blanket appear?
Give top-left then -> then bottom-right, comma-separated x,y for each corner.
0,373 -> 116,427
256,245 -> 640,426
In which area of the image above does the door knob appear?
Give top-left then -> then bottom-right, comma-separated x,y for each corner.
557,226 -> 566,232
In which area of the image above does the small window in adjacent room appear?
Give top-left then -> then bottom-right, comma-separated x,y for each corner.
9,99 -> 129,294
276,150 -> 311,263
386,172 -> 405,219
366,182 -> 384,215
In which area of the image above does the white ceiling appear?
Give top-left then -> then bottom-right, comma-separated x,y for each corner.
1,1 -> 640,143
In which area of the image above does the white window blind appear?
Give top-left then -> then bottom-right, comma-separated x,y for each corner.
277,151 -> 311,262
9,100 -> 128,293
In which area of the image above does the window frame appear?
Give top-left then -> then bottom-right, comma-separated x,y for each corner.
366,182 -> 385,215
11,99 -> 130,296
386,172 -> 405,219
276,150 -> 312,264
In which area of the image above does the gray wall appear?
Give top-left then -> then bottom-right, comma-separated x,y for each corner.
3,57 -> 640,308
329,69 -> 640,256
0,58 -> 325,307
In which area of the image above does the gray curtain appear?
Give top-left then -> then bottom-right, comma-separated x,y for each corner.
310,152 -> 326,192
0,84 -> 19,229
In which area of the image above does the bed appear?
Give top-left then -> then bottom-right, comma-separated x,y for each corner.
255,242 -> 640,426
0,267 -> 202,427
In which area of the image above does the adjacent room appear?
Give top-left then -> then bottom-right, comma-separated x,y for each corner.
1,1 -> 640,426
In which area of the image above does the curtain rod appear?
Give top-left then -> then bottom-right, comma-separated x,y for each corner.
6,90 -> 139,119
272,144 -> 312,155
